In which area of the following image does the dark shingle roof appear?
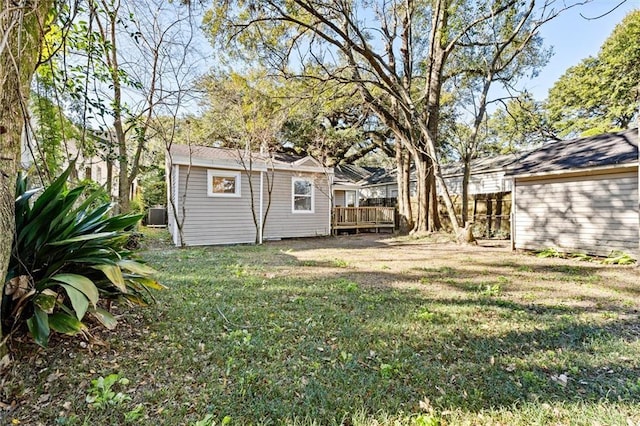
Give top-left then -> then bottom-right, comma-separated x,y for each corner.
507,128 -> 639,176
363,167 -> 398,185
364,152 -> 522,185
334,164 -> 385,184
441,152 -> 523,176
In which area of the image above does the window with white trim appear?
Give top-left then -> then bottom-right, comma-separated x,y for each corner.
292,177 -> 314,213
207,170 -> 241,197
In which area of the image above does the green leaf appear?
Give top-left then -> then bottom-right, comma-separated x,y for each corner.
60,284 -> 90,320
102,214 -> 142,231
50,274 -> 99,307
122,294 -> 148,306
90,307 -> 118,330
27,307 -> 50,347
49,312 -> 86,335
30,164 -> 72,215
15,187 -> 41,204
93,264 -> 127,292
118,260 -> 156,276
129,276 -> 166,291
33,293 -> 57,314
48,232 -> 118,246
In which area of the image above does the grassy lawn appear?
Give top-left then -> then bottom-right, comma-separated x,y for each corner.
3,229 -> 640,425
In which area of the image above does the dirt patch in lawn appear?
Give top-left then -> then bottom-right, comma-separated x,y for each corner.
267,233 -> 640,314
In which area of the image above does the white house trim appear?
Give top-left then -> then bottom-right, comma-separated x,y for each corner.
172,164 -> 180,246
292,176 -> 315,214
511,163 -> 638,181
207,170 -> 242,198
170,154 -> 331,175
259,171 -> 264,245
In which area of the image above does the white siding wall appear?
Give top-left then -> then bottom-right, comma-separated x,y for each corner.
513,170 -> 639,257
441,171 -> 510,196
360,184 -> 397,199
263,171 -> 331,240
174,166 -> 331,246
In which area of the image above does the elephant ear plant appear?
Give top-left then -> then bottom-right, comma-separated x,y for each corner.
2,167 -> 165,347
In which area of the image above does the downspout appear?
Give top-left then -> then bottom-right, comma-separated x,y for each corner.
173,164 -> 180,246
259,170 -> 264,244
329,172 -> 334,235
510,176 -> 516,252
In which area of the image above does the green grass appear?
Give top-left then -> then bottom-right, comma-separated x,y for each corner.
4,229 -> 640,425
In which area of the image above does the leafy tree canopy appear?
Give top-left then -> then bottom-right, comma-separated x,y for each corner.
195,67 -> 386,166
485,93 -> 558,154
546,10 -> 640,137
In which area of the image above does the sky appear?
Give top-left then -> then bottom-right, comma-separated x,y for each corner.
524,0 -> 639,100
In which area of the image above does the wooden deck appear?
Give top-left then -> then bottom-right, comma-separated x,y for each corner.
332,207 -> 395,235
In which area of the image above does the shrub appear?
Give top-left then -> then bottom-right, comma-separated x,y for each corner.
2,167 -> 165,347
602,251 -> 637,265
536,247 -> 564,258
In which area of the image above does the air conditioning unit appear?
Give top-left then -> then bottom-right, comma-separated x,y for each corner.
147,207 -> 167,227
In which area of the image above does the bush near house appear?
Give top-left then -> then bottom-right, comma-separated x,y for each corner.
2,167 -> 164,347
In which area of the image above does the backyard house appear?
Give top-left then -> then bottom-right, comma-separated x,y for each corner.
331,164 -> 395,234
332,164 -> 380,207
359,153 -> 519,201
508,128 -> 639,257
167,145 -> 332,246
358,154 -> 520,235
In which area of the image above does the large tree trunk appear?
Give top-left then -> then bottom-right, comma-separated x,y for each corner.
395,142 -> 413,234
461,158 -> 471,225
419,0 -> 462,236
116,125 -> 129,213
428,162 -> 441,231
93,0 -> 131,213
0,0 -> 53,356
412,154 -> 430,234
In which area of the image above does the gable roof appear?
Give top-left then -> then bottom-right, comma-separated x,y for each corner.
507,128 -> 639,177
333,164 -> 383,185
168,144 -> 329,173
361,152 -> 522,187
441,151 -> 523,176
363,167 -> 399,186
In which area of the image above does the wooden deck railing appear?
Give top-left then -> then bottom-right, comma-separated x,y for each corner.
332,206 -> 395,234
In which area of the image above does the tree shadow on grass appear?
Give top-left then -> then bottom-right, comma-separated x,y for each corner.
251,277 -> 640,415
10,243 -> 638,425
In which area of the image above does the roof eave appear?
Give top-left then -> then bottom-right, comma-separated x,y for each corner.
509,161 -> 638,180
169,154 -> 331,174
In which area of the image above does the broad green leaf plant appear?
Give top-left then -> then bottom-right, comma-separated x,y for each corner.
2,166 -> 165,347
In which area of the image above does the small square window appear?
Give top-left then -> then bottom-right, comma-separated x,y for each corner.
208,170 -> 241,197
292,177 -> 314,213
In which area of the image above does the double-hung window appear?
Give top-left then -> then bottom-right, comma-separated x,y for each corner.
292,177 -> 314,213
207,170 -> 241,197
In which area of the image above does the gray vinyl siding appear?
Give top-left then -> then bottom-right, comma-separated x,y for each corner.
263,171 -> 331,240
513,170 -> 639,257
175,166 -> 259,246
173,166 -> 331,246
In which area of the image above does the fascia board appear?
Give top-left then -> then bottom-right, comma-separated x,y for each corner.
170,154 -> 331,175
511,162 -> 638,181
